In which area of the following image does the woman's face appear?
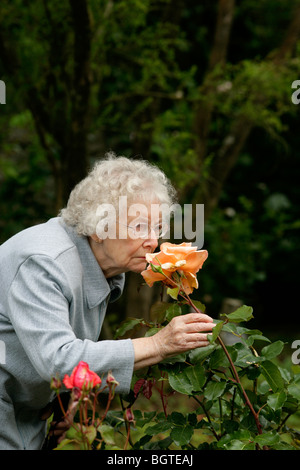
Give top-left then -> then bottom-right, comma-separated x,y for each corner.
90,202 -> 163,277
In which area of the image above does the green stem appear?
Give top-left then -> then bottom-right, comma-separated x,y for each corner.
217,335 -> 262,435
218,397 -> 223,435
56,392 -> 67,418
101,387 -> 112,422
231,387 -> 236,421
277,412 -> 292,432
149,262 -> 264,439
160,372 -> 168,417
92,391 -> 97,425
119,397 -> 134,448
55,391 -> 84,438
193,396 -> 220,441
183,293 -> 263,436
124,423 -> 131,450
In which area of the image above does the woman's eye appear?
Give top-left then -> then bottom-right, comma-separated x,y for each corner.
136,223 -> 149,234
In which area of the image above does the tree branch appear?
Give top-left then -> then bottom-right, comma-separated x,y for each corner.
193,2 -> 300,219
208,0 -> 236,72
193,0 -> 236,164
272,3 -> 300,64
61,0 -> 92,200
69,0 -> 91,115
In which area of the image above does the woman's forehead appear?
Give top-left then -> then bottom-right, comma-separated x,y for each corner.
126,201 -> 162,221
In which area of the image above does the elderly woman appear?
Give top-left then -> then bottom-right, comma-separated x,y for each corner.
0,154 -> 214,450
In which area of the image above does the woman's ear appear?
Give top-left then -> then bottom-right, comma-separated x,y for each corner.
90,234 -> 102,244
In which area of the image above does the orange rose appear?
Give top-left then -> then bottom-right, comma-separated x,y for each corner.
141,242 -> 208,295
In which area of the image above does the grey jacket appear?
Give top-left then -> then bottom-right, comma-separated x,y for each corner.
0,218 -> 135,449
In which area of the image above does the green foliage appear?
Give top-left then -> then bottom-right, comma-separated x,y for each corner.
115,303 -> 300,450
0,110 -> 54,242
1,0 -> 300,310
53,301 -> 300,450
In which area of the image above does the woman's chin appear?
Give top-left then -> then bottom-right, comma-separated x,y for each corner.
131,260 -> 147,273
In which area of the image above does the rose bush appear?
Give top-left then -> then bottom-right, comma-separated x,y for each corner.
50,243 -> 300,450
47,368 -> 119,450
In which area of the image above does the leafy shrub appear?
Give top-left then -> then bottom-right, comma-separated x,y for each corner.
52,302 -> 300,450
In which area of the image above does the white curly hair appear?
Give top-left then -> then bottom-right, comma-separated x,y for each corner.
59,152 -> 177,237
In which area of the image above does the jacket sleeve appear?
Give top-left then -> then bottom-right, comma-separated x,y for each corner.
7,255 -> 135,393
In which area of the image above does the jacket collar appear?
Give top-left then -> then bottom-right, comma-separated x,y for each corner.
60,219 -> 125,309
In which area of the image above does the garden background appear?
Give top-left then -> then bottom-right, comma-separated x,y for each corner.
0,0 -> 300,347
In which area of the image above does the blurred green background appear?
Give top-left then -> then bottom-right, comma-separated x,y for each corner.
0,0 -> 299,337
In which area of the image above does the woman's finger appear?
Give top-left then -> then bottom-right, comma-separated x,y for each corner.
185,332 -> 211,343
185,321 -> 215,333
183,313 -> 214,324
187,340 -> 210,349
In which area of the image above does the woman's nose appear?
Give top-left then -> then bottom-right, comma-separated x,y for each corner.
144,228 -> 158,250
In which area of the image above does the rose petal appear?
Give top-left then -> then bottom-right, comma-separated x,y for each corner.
182,250 -> 208,274
161,242 -> 197,255
63,374 -> 74,389
141,267 -> 166,287
175,260 -> 186,267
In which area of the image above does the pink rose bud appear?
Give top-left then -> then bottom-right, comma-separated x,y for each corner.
63,361 -> 102,390
72,386 -> 82,401
50,376 -> 62,391
124,407 -> 135,423
106,371 -> 119,386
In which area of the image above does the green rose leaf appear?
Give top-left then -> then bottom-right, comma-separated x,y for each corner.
222,439 -> 255,450
260,360 -> 284,392
267,391 -> 287,411
165,303 -> 182,322
97,424 -> 116,446
282,396 -> 299,413
184,364 -> 206,392
189,299 -> 206,313
168,364 -> 206,394
167,287 -> 180,300
168,370 -> 194,395
170,424 -> 193,447
287,381 -> 300,400
146,420 -> 172,436
84,425 -> 97,445
114,317 -> 144,339
261,340 -> 285,360
204,381 -> 227,401
209,321 -> 224,342
209,346 -> 233,369
169,412 -> 186,426
233,342 -> 260,368
54,438 -> 81,450
189,344 -> 216,364
221,305 -> 253,323
253,431 -> 280,446
150,301 -> 172,323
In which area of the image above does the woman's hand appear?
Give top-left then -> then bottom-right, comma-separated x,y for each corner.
152,313 -> 215,359
132,313 -> 215,370
40,392 -> 74,448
